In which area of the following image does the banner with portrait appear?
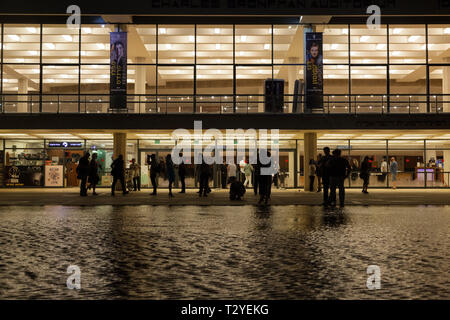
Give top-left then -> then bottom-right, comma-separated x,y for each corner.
110,32 -> 127,110
304,32 -> 323,111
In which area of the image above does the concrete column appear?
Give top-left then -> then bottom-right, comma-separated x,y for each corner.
113,132 -> 127,191
18,78 -> 28,113
287,57 -> 299,113
258,85 -> 264,112
288,151 -> 294,187
443,58 -> 450,112
444,149 -> 450,187
135,57 -> 146,113
303,132 -> 317,191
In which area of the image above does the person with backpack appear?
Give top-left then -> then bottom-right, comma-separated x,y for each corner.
111,154 -> 129,196
148,154 -> 160,195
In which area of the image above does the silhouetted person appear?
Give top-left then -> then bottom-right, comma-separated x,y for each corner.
77,152 -> 90,196
220,163 -> 228,189
229,176 -> 246,200
316,153 -> 323,192
166,154 -> 175,197
253,156 -> 261,196
318,147 -> 331,205
360,156 -> 371,194
327,149 -> 351,208
130,158 -> 141,191
178,153 -> 186,193
88,153 -> 100,195
148,154 -> 159,195
258,151 -> 273,205
111,154 -> 128,196
309,159 -> 316,192
199,159 -> 211,197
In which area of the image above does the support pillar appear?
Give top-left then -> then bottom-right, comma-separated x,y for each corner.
303,132 -> 317,191
135,57 -> 146,113
113,132 -> 127,191
18,78 -> 28,113
444,148 -> 450,187
443,58 -> 450,112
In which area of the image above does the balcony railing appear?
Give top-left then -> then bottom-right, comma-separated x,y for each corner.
1,94 -> 449,114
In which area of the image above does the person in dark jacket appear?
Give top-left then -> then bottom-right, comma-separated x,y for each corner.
178,152 -> 186,193
258,151 -> 273,205
77,152 -> 90,196
317,147 -> 332,205
220,163 -> 228,189
111,154 -> 128,196
87,153 -> 100,195
253,156 -> 261,196
327,149 -> 351,208
316,153 -> 322,192
148,154 -> 159,195
166,154 -> 175,197
198,159 -> 211,197
229,176 -> 246,200
360,156 -> 371,194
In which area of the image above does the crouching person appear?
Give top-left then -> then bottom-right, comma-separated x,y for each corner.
229,176 -> 246,200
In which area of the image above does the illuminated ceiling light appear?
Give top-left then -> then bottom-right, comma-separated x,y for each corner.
27,27 -> 37,33
101,25 -> 105,28
393,28 -> 402,34
189,35 -> 194,42
159,28 -> 166,34
239,51 -> 244,56
45,43 -> 56,49
8,34 -> 20,41
16,58 -> 25,63
217,70 -> 221,74
175,69 -> 180,74
363,59 -> 371,63
264,44 -> 270,50
214,28 -> 220,34
166,43 -> 172,50
47,79 -> 55,83
359,36 -> 370,42
331,43 -> 338,50
62,35 -> 73,41
268,28 -> 272,34
81,51 -> 86,56
241,35 -> 247,42
376,43 -> 386,50
216,59 -> 221,63
83,27 -> 92,34
392,51 -> 401,56
32,69 -> 39,73
341,28 -> 348,35
171,59 -> 176,63
408,35 -> 419,42
96,43 -> 105,49
216,43 -> 221,49
444,28 -> 450,34
258,70 -> 262,74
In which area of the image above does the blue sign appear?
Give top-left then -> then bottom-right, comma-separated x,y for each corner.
48,142 -> 83,148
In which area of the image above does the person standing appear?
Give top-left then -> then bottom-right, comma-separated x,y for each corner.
227,161 -> 237,184
199,159 -> 211,197
111,154 -> 128,196
316,154 -> 323,192
166,154 -> 175,197
77,152 -> 90,196
88,153 -> 100,195
309,159 -> 316,192
327,149 -> 351,208
258,151 -> 273,205
360,156 -> 371,194
318,147 -> 332,205
253,156 -> 261,196
380,157 -> 388,183
390,156 -> 398,189
148,154 -> 159,195
178,152 -> 186,193
130,158 -> 141,191
243,160 -> 253,188
220,163 -> 228,189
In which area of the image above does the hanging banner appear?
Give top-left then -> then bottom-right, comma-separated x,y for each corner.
110,32 -> 127,110
304,32 -> 323,111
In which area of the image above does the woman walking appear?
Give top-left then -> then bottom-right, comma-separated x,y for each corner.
360,156 -> 371,194
166,154 -> 175,197
88,153 -> 100,195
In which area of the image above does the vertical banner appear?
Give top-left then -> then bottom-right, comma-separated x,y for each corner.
110,32 -> 127,110
304,32 -> 323,111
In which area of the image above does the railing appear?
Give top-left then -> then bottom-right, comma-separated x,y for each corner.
1,93 -> 450,114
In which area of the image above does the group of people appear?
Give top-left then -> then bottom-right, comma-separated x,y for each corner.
76,152 -> 100,196
309,147 -> 400,207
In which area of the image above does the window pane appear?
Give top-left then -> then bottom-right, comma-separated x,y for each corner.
274,25 -> 301,64
43,25 -> 80,64
197,25 -> 232,64
350,24 -> 387,64
428,25 -> 450,63
235,25 -> 272,64
4,24 -> 40,63
81,24 -> 110,64
2,64 -> 40,112
135,25 -> 156,63
158,25 -> 194,64
323,25 -> 349,64
389,25 -> 426,64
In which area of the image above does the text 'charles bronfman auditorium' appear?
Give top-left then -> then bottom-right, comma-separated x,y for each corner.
1,0 -> 450,190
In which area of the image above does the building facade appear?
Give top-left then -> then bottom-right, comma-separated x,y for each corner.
1,1 -> 450,189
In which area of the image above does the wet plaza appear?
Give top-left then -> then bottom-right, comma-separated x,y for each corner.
0,205 -> 448,299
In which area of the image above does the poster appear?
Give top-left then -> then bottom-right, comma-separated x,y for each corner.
110,32 -> 127,110
304,32 -> 323,111
45,165 -> 64,187
5,166 -> 44,187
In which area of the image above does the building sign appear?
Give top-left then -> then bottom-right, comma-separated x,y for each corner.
45,165 -> 64,187
304,32 -> 323,111
110,32 -> 128,110
48,142 -> 83,148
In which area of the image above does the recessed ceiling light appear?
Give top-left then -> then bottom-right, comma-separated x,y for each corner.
166,43 -> 172,50
8,34 -> 20,41
241,35 -> 247,42
96,43 -> 105,49
341,28 -> 348,35
216,43 -> 221,49
45,43 -> 56,49
408,35 -> 419,42
393,28 -> 402,34
83,27 -> 92,34
159,28 -> 166,34
214,28 -> 220,34
171,59 -> 176,63
360,36 -> 370,42
239,51 -> 244,56
189,35 -> 194,42
445,28 -> 450,34
376,43 -> 386,50
264,44 -> 270,50
331,43 -> 338,50
63,35 -> 73,42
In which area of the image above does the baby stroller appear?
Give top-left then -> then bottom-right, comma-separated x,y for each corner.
124,168 -> 134,192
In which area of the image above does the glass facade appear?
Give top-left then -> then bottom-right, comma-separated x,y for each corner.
1,24 -> 449,113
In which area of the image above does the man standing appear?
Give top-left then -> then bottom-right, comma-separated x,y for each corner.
130,158 -> 141,191
148,154 -> 159,195
220,163 -> 228,189
390,156 -> 398,190
327,149 -> 351,208
178,152 -> 186,193
199,158 -> 211,197
111,154 -> 129,196
317,147 -> 332,205
227,161 -> 237,184
77,152 -> 90,196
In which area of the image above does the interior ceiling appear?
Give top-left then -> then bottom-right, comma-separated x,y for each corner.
1,24 -> 449,92
1,129 -> 450,141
